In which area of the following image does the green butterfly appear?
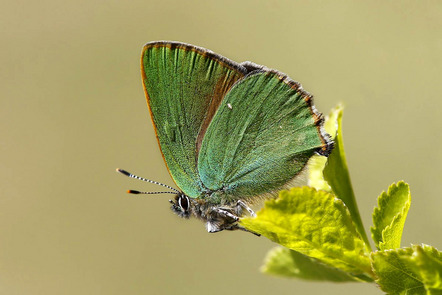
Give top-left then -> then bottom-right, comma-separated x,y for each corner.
118,41 -> 333,234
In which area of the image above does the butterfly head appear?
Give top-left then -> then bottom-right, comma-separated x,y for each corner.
170,193 -> 192,219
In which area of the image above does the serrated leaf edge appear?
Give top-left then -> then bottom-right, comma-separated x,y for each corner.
379,197 -> 411,250
371,181 -> 410,250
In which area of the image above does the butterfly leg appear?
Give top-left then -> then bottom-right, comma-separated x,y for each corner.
206,208 -> 260,236
224,224 -> 261,236
206,208 -> 240,233
213,208 -> 240,221
237,200 -> 256,217
206,221 -> 259,236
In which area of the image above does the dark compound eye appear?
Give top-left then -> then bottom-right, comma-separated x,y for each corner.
178,195 -> 189,211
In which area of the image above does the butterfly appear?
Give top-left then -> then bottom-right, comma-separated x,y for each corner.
118,41 -> 333,234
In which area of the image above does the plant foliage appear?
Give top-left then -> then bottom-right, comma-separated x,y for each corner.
240,106 -> 441,294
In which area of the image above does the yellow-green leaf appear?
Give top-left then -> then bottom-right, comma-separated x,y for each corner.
240,187 -> 372,275
371,181 -> 411,250
322,107 -> 370,250
372,245 -> 442,294
414,245 -> 442,292
262,247 -> 360,282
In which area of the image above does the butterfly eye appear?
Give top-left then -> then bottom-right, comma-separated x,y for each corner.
178,195 -> 189,212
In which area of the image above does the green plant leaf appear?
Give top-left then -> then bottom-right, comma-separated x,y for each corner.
322,107 -> 371,250
372,245 -> 442,294
240,187 -> 372,275
371,181 -> 411,250
308,105 -> 340,192
307,155 -> 332,193
413,245 -> 442,293
261,247 -> 360,282
372,247 -> 425,294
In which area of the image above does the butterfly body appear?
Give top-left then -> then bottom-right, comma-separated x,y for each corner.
121,41 -> 333,233
170,194 -> 249,233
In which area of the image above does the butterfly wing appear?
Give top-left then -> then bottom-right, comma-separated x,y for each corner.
141,41 -> 248,197
197,70 -> 332,202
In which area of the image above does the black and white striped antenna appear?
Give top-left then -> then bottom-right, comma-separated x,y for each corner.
116,168 -> 179,195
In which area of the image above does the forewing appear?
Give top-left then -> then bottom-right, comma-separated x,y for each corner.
141,42 -> 247,197
198,71 -> 331,201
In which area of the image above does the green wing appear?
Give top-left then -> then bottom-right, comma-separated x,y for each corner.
197,70 -> 331,202
141,41 -> 247,198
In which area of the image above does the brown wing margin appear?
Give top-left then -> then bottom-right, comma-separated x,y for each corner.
241,64 -> 334,157
304,94 -> 334,156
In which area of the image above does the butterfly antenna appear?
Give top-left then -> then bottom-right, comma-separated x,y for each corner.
126,190 -> 177,195
116,168 -> 180,194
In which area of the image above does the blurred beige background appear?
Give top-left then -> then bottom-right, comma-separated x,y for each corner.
1,1 -> 441,294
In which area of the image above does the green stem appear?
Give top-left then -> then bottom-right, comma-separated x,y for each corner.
323,110 -> 372,251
